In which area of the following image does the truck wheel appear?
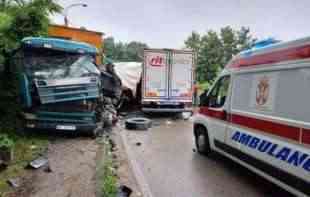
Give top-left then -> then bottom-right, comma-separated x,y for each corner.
195,126 -> 211,155
125,117 -> 152,130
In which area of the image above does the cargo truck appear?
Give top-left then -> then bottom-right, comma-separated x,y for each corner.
16,37 -> 104,136
142,49 -> 195,112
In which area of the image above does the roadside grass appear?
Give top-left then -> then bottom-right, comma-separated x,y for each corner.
0,133 -> 49,196
0,63 -> 49,196
97,136 -> 118,197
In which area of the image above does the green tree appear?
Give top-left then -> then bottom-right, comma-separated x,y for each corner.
184,31 -> 201,53
103,37 -> 116,60
185,26 -> 256,83
103,36 -> 148,62
126,41 -> 148,61
0,0 -> 62,71
0,0 -> 62,132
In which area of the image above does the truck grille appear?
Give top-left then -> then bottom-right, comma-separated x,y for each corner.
37,84 -> 99,104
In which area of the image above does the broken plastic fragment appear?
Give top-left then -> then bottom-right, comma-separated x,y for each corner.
29,157 -> 48,169
117,185 -> 133,197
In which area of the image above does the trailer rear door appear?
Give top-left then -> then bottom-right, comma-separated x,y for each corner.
143,50 -> 169,100
170,51 -> 194,102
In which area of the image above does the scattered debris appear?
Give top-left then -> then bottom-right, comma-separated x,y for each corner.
152,121 -> 161,127
43,165 -> 53,173
182,112 -> 193,120
7,178 -> 20,188
166,120 -> 172,125
0,146 -> 14,164
171,115 -> 180,120
112,147 -> 118,152
135,142 -> 142,146
119,112 -> 128,117
112,153 -> 118,160
117,185 -> 133,197
0,162 -> 8,171
109,138 -> 116,150
125,117 -> 152,130
29,157 -> 48,169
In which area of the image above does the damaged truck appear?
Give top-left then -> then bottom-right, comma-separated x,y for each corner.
15,37 -> 119,136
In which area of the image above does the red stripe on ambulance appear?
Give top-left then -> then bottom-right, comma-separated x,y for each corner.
198,108 -> 309,144
199,107 -> 228,121
302,129 -> 310,145
230,114 -> 300,142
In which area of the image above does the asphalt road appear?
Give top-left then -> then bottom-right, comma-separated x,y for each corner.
122,115 -> 294,197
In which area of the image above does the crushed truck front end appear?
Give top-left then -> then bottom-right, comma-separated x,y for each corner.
18,37 -> 103,134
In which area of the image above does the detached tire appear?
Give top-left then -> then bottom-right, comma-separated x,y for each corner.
195,126 -> 211,155
125,117 -> 152,130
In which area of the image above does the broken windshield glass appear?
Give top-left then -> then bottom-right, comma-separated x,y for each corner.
23,48 -> 100,80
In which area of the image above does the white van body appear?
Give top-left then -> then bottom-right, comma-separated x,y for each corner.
194,37 -> 310,197
142,49 -> 195,112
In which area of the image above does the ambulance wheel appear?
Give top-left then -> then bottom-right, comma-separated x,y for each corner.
195,126 -> 211,155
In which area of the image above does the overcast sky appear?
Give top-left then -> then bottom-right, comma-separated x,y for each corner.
52,0 -> 310,48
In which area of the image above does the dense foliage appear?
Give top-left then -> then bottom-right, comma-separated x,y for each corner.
0,0 -> 61,133
185,26 -> 256,84
103,36 -> 148,62
0,0 -> 62,70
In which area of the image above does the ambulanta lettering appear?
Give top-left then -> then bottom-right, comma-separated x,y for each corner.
303,159 -> 310,171
257,140 -> 272,152
287,151 -> 308,167
231,131 -> 310,172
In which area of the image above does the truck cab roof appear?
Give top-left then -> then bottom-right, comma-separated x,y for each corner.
22,37 -> 98,55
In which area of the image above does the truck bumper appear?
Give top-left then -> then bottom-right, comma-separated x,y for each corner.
23,112 -> 97,133
25,120 -> 97,133
142,107 -> 193,113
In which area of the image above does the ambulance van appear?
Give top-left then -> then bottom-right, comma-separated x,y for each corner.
194,37 -> 310,197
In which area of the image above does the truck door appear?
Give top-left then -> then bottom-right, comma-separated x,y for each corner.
170,51 -> 194,102
143,50 -> 169,100
200,75 -> 231,144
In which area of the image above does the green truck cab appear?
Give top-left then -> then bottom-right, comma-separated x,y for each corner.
17,37 -> 104,135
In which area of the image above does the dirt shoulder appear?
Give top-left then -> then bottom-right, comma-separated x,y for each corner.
3,129 -> 143,197
16,137 -> 99,197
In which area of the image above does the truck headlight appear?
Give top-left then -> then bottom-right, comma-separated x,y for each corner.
23,113 -> 37,120
26,123 -> 36,128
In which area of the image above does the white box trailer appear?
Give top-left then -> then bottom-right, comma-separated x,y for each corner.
142,49 -> 195,112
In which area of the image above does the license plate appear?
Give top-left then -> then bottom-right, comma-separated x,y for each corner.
56,125 -> 76,131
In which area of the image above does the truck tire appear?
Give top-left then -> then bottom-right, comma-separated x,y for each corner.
194,125 -> 212,155
125,117 -> 152,130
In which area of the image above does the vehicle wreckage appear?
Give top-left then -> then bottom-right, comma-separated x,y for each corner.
15,37 -> 122,136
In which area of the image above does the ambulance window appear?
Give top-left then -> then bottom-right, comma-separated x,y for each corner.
208,76 -> 230,108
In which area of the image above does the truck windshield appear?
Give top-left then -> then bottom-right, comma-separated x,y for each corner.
23,48 -> 100,80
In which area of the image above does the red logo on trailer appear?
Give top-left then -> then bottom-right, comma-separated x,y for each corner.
150,56 -> 165,67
